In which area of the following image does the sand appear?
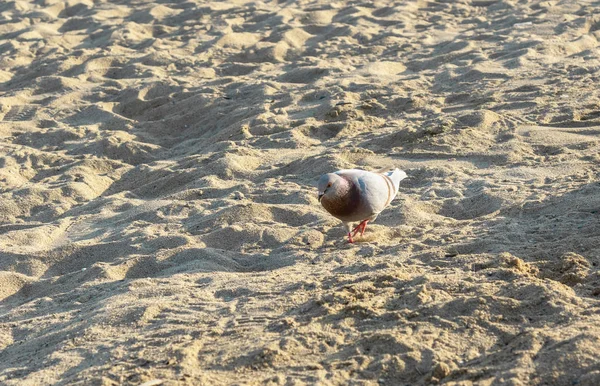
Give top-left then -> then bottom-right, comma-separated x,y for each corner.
1,0 -> 600,384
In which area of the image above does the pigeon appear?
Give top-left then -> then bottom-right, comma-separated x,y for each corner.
317,168 -> 407,243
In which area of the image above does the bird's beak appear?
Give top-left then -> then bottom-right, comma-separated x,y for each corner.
318,192 -> 324,202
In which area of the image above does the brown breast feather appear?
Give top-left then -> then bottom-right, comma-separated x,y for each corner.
321,175 -> 361,219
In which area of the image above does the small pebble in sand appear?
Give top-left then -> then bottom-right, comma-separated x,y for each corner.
232,191 -> 245,200
433,362 -> 451,379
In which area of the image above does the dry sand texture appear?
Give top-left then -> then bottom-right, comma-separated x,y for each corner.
1,0 -> 600,384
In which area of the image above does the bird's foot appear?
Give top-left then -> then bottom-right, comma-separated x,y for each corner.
347,232 -> 354,243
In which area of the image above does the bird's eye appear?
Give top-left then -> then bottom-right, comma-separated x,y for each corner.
327,183 -> 332,188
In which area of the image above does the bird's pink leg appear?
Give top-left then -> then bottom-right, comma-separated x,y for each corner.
347,232 -> 354,243
351,220 -> 369,238
360,220 -> 369,236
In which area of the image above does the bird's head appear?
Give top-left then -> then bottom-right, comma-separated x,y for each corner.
317,173 -> 345,202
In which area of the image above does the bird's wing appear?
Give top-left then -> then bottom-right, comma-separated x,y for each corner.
383,168 -> 407,192
337,169 -> 395,216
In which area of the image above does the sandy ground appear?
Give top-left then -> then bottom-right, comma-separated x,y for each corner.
1,0 -> 600,384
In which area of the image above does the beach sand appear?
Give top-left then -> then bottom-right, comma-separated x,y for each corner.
1,0 -> 600,384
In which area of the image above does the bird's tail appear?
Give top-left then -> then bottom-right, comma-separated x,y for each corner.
384,168 -> 407,190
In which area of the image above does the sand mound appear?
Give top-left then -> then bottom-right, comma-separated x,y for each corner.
1,0 -> 600,385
